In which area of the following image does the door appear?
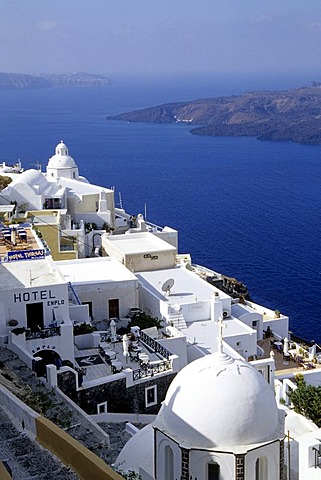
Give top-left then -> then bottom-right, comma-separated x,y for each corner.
108,298 -> 119,319
26,302 -> 44,332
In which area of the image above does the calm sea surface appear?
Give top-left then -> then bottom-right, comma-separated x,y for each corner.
0,76 -> 320,343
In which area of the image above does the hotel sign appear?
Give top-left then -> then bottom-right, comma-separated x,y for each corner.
13,289 -> 65,306
7,249 -> 46,262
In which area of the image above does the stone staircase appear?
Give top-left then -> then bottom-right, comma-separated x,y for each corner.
168,307 -> 187,330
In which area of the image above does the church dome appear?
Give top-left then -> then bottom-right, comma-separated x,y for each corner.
47,141 -> 77,169
13,169 -> 49,194
158,351 -> 279,448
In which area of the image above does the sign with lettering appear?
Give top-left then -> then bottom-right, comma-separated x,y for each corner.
7,249 -> 46,262
143,253 -> 159,260
13,289 -> 65,306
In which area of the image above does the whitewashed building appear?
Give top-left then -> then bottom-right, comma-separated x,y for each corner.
117,338 -> 286,480
56,256 -> 138,321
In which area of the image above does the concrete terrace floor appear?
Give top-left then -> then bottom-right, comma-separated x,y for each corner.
258,338 -> 321,376
75,340 -> 163,384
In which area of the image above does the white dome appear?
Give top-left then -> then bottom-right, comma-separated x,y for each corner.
158,352 -> 279,448
13,169 -> 49,194
116,424 -> 154,475
48,141 -> 77,169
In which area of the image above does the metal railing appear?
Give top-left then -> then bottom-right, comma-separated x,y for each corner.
99,332 -> 111,343
132,360 -> 171,380
68,282 -> 82,305
139,331 -> 172,360
26,326 -> 61,340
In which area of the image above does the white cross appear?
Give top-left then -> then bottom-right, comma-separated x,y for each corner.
217,316 -> 226,353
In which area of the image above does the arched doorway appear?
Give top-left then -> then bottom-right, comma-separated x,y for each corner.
33,349 -> 62,377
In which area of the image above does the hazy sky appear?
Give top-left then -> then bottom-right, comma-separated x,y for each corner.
1,0 -> 321,79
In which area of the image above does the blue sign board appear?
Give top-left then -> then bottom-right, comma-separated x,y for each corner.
7,249 -> 46,262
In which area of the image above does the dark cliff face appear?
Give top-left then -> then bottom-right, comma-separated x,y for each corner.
108,85 -> 321,145
0,72 -> 110,90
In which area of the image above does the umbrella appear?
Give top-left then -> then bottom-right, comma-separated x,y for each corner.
110,319 -> 117,342
123,334 -> 129,362
283,337 -> 289,355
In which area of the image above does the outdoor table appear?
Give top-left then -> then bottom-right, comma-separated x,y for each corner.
111,360 -> 123,373
139,353 -> 149,366
104,349 -> 116,360
131,346 -> 142,353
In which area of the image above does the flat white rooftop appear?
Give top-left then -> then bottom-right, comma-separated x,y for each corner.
56,257 -> 137,284
30,213 -> 59,224
0,205 -> 15,213
0,257 -> 64,290
184,318 -> 255,355
51,176 -> 113,196
104,232 -> 176,255
136,265 -> 230,305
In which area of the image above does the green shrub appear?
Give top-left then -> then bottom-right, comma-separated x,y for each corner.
129,312 -> 162,331
73,322 -> 96,336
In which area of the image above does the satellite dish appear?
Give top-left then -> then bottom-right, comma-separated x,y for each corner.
161,278 -> 175,296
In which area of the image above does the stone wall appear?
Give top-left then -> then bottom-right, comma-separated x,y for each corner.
58,370 -> 176,415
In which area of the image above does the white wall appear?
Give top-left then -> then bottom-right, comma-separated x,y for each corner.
152,227 -> 178,249
191,450 -> 234,480
246,442 -> 280,480
181,300 -> 211,323
138,283 -> 162,319
74,279 -> 138,321
263,316 -> 289,340
155,431 -> 182,480
224,328 -> 258,360
299,438 -> 321,480
0,384 -> 39,437
237,312 -> 263,340
0,283 -> 69,332
158,333 -> 188,370
9,320 -> 75,363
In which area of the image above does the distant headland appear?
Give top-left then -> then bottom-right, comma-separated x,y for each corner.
0,72 -> 110,90
108,82 -> 321,145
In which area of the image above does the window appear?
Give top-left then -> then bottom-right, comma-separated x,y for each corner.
208,462 -> 220,480
252,321 -> 258,327
97,401 -> 107,414
164,445 -> 174,480
255,457 -> 268,480
109,298 -> 119,319
145,385 -> 157,407
82,301 -> 93,319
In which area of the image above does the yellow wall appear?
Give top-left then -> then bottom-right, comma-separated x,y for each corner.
37,224 -> 77,261
26,210 -> 77,261
0,462 -> 12,479
36,416 -> 124,480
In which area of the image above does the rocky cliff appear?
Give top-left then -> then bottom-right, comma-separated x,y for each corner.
108,84 -> 321,145
0,72 -> 110,90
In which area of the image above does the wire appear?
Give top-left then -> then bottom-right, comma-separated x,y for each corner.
0,190 -> 106,253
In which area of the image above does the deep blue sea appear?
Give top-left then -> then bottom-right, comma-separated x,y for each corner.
0,75 -> 320,344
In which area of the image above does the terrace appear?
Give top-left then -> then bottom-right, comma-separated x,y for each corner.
0,225 -> 44,262
258,337 -> 321,376
74,329 -> 173,385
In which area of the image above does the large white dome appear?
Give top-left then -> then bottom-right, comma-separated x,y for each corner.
13,169 -> 49,194
157,351 -> 279,448
47,141 -> 76,169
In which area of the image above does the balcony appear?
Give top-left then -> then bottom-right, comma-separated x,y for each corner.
25,326 -> 61,340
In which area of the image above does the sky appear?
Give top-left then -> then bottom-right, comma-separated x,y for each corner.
1,0 -> 321,81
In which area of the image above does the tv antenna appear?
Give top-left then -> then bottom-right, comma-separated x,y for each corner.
161,278 -> 175,296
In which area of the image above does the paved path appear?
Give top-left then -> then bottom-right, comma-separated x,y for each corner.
0,405 -> 79,480
0,347 -> 130,476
